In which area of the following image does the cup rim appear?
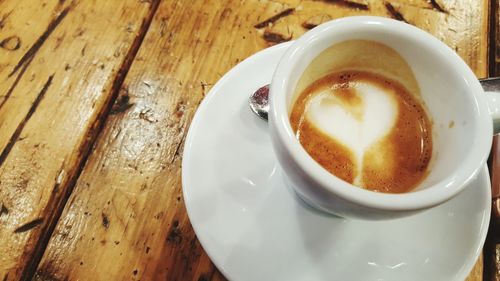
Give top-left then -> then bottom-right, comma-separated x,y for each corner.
269,16 -> 492,211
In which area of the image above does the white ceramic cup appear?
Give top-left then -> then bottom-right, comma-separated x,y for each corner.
269,16 -> 500,220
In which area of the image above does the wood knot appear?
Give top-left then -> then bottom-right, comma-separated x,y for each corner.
101,212 -> 110,229
167,220 -> 182,244
110,89 -> 134,115
0,35 -> 21,51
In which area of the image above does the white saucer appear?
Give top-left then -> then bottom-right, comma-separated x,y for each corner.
182,42 -> 491,281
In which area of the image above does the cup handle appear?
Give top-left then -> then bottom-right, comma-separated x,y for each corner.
481,78 -> 500,131
485,91 -> 500,119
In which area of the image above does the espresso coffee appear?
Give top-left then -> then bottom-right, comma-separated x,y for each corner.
290,70 -> 432,193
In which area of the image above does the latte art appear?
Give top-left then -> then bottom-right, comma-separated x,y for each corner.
306,82 -> 398,186
290,71 -> 432,193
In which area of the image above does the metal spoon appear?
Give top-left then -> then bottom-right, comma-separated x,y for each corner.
249,84 -> 270,120
249,78 -> 500,121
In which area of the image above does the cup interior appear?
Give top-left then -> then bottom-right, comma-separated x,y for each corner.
271,16 -> 491,209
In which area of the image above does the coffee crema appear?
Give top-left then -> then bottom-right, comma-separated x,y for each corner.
290,71 -> 432,193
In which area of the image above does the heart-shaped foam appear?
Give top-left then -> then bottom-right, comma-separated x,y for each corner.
306,82 -> 398,183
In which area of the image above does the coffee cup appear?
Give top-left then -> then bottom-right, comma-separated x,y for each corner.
268,16 -> 500,219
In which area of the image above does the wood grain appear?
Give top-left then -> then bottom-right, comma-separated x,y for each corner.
491,0 -> 500,76
35,0 -> 287,279
0,0 -> 157,279
251,0 -> 490,77
0,0 -> 71,166
32,0 -> 489,281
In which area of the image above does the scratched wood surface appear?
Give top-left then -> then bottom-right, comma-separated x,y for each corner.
0,0 -> 492,280
0,0 -> 157,279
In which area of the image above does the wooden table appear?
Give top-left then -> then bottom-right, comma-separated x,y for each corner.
0,0 -> 498,280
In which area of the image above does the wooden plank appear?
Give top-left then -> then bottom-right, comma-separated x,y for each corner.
258,0 -> 489,77
0,0 -> 73,161
491,0 -> 500,76
35,0 -> 490,280
0,0 -> 158,279
35,1 -> 289,279
485,2 -> 500,281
